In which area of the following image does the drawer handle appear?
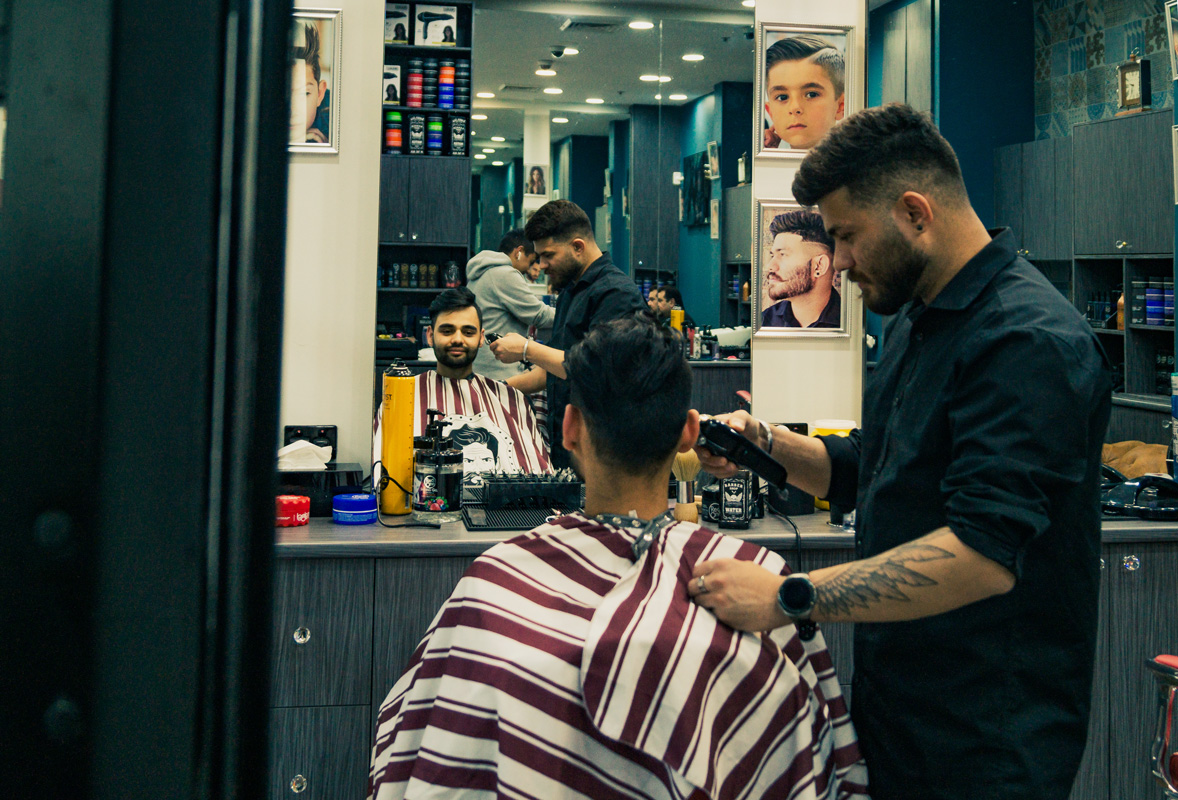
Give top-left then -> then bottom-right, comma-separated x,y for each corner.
293,627 -> 311,644
1122,554 -> 1140,572
1116,240 -> 1129,250
1099,557 -> 1105,570
290,774 -> 307,793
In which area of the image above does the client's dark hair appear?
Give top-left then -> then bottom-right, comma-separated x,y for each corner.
565,313 -> 692,475
524,199 -> 595,244
498,228 -> 534,256
769,210 -> 833,251
793,103 -> 968,209
429,286 -> 482,326
661,286 -> 684,306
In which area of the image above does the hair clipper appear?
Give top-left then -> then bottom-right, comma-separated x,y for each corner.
697,418 -> 789,490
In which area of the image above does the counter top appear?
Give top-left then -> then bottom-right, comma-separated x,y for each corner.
275,512 -> 1178,558
687,359 -> 750,368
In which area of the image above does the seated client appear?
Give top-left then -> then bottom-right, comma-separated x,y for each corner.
369,314 -> 867,800
373,287 -> 550,475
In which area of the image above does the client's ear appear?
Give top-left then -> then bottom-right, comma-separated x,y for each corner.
563,405 -> 585,455
677,409 -> 701,453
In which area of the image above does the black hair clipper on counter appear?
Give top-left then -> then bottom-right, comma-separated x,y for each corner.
697,418 -> 789,490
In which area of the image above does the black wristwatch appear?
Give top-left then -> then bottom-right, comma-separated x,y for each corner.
777,573 -> 816,621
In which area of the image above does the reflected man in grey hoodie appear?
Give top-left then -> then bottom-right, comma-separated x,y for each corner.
467,229 -> 556,381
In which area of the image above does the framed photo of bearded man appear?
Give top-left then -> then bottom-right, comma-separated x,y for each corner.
753,200 -> 847,337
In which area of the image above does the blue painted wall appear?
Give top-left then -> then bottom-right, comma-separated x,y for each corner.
559,135 -> 609,219
609,119 -> 630,275
678,90 -> 722,327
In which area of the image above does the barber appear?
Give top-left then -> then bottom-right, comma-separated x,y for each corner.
489,199 -> 646,468
688,105 -> 1111,800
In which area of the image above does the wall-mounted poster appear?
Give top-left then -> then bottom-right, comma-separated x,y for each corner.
524,164 -> 548,197
384,3 -> 409,44
290,9 -> 342,154
1167,1 -> 1178,82
415,4 -> 458,46
756,23 -> 856,159
754,200 -> 847,337
382,64 -> 401,104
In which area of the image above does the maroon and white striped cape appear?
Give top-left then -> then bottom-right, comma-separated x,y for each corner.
369,514 -> 868,800
374,371 -> 551,476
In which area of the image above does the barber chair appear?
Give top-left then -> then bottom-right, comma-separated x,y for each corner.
1148,654 -> 1178,798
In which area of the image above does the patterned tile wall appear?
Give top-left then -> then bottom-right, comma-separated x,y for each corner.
1034,0 -> 1174,137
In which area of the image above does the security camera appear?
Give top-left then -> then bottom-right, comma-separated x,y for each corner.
551,45 -> 566,58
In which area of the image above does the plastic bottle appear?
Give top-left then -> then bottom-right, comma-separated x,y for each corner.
380,361 -> 415,515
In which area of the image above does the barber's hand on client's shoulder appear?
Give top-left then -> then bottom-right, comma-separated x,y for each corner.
693,410 -> 767,478
687,557 -> 789,633
489,332 -> 527,363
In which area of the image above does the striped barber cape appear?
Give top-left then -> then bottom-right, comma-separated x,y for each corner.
369,513 -> 868,800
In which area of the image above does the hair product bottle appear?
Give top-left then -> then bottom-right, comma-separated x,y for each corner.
380,361 -> 416,514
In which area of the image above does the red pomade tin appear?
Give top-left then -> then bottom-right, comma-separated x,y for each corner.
276,495 -> 311,527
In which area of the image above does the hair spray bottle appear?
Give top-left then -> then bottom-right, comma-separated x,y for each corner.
380,360 -> 415,514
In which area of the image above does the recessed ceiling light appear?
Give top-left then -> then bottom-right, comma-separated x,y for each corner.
472,113 -> 488,120
476,91 -> 495,99
586,97 -> 604,104
543,87 -> 563,94
552,117 -> 570,123
482,148 -> 496,153
563,47 -> 579,55
682,54 -> 705,61
491,161 -> 504,166
655,94 -> 662,100
535,68 -> 557,76
742,0 -> 755,6
669,93 -> 688,100
474,153 -> 487,159
640,74 -> 659,82
491,136 -> 505,142
659,75 -> 672,83
629,20 -> 654,29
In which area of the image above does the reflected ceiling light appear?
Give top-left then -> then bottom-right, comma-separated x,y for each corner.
543,87 -> 563,94
474,153 -> 487,159
552,117 -> 570,123
742,0 -> 755,6
629,20 -> 654,30
563,47 -> 579,55
640,74 -> 659,82
655,94 -> 662,100
472,113 -> 488,120
491,161 -> 504,166
491,136 -> 505,141
482,148 -> 496,153
476,91 -> 495,98
586,97 -> 604,104
669,93 -> 688,100
659,75 -> 672,82
682,54 -> 705,61
536,67 -> 557,76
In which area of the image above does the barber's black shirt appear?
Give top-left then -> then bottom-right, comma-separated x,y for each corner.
761,287 -> 841,328
546,253 -> 647,467
819,230 -> 1111,800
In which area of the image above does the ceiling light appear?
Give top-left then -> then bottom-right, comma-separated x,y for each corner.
472,113 -> 488,120
742,0 -> 755,6
629,20 -> 654,30
553,117 -> 570,123
482,148 -> 496,153
586,97 -> 604,104
669,93 -> 688,100
474,153 -> 487,159
491,161 -> 504,166
682,54 -> 705,61
476,91 -> 495,99
491,136 -> 505,142
536,68 -> 557,77
659,75 -> 672,83
543,87 -> 563,94
655,94 -> 662,100
640,74 -> 659,82
563,47 -> 579,55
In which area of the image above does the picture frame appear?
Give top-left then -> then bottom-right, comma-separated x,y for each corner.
710,199 -> 720,240
755,22 -> 856,160
524,164 -> 548,198
290,8 -> 343,154
681,151 -> 710,227
707,140 -> 719,179
1167,1 -> 1178,82
753,199 -> 848,337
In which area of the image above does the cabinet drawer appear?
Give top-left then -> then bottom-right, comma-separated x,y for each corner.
269,705 -> 370,800
271,559 -> 374,707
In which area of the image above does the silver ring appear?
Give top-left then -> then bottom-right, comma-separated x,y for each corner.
697,574 -> 707,593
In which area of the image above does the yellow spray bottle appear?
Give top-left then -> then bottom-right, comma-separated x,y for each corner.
380,360 -> 415,514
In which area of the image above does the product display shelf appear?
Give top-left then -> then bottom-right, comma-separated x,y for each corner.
721,261 -> 752,328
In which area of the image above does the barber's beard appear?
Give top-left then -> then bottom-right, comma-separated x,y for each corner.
547,254 -> 582,291
854,225 -> 930,316
767,263 -> 815,301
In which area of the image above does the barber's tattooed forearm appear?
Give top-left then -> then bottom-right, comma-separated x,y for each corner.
814,542 -> 955,616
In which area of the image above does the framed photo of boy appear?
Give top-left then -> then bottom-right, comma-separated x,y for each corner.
290,9 -> 343,154
753,200 -> 847,337
755,23 -> 855,159
1167,1 -> 1178,82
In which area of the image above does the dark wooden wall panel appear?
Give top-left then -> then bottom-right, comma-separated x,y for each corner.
378,156 -> 409,244
690,365 -> 751,416
409,158 -> 471,246
1106,403 -> 1170,445
1069,560 -> 1109,800
1053,138 -> 1074,260
268,705 -> 370,800
1022,141 -> 1054,258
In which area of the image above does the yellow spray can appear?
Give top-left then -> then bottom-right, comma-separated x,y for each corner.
380,360 -> 415,514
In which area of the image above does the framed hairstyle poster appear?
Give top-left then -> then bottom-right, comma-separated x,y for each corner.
1167,1 -> 1178,82
290,8 -> 343,154
524,164 -> 548,197
753,200 -> 847,337
755,22 -> 856,159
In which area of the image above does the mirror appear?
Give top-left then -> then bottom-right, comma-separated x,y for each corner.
469,1 -> 755,326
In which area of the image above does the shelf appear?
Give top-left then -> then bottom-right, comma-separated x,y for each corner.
378,237 -> 470,245
377,287 -> 448,293
1112,392 -> 1172,411
1128,323 -> 1176,332
382,104 -> 469,113
383,45 -> 473,54
1092,328 -> 1125,337
378,154 -> 471,161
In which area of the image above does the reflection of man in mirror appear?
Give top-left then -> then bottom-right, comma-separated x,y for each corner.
763,35 -> 845,151
290,22 -> 329,144
761,209 -> 841,328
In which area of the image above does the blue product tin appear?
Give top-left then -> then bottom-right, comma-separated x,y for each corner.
333,493 -> 378,524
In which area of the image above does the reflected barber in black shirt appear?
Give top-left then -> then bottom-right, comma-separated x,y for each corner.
688,105 -> 1111,800
489,200 -> 646,467
760,209 -> 841,328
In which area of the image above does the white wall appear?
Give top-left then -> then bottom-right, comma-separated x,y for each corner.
281,0 -> 384,466
751,0 -> 866,427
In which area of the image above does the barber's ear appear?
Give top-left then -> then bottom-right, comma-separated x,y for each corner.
893,191 -> 933,235
563,405 -> 585,455
677,409 -> 701,453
